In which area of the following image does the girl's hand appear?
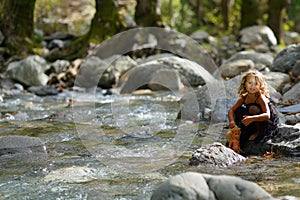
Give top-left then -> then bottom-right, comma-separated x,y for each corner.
229,121 -> 236,129
242,115 -> 253,126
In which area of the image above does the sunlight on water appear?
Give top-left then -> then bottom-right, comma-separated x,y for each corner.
0,91 -> 299,199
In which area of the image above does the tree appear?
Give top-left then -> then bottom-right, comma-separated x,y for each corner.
135,0 -> 163,27
0,0 -> 36,55
221,0 -> 234,30
240,0 -> 263,29
267,0 -> 290,43
46,0 -> 124,61
196,0 -> 204,26
286,0 -> 300,32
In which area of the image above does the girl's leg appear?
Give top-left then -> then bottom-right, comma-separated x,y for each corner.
248,105 -> 262,140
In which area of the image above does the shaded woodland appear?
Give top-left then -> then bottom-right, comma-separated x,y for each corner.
0,0 -> 299,62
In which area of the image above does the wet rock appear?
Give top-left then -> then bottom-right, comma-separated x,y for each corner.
151,172 -> 274,200
44,166 -> 97,183
27,85 -> 59,96
189,142 -> 246,167
0,135 -> 47,165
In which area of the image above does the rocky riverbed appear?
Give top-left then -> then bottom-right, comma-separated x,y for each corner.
0,26 -> 299,199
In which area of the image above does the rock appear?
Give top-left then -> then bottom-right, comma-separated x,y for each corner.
0,135 -> 47,165
103,55 -> 137,88
292,60 -> 300,77
282,81 -> 300,103
75,56 -> 106,89
283,31 -> 300,45
271,43 -> 300,73
6,55 -> 49,87
151,172 -> 274,200
264,72 -> 291,92
189,142 -> 246,167
224,51 -> 274,71
119,56 -> 208,93
44,166 -> 97,183
190,30 -> 216,43
277,104 -> 300,114
211,98 -> 236,123
220,59 -> 255,78
242,124 -> 300,156
239,25 -> 277,46
148,69 -> 184,91
27,85 -> 59,96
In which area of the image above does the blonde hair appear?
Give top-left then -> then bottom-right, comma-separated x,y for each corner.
226,126 -> 240,141
237,70 -> 270,98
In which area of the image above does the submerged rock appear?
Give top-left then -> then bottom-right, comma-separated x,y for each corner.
0,135 -> 47,165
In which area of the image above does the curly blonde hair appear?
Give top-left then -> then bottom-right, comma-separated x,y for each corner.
226,126 -> 240,141
237,70 -> 270,98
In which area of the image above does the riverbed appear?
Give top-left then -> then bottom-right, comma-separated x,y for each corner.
0,90 -> 299,199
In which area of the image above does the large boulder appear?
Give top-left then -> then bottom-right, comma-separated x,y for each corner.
239,25 -> 277,46
151,172 -> 274,200
271,43 -> 300,73
119,56 -> 209,93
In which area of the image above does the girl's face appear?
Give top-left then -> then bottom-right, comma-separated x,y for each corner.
245,75 -> 260,94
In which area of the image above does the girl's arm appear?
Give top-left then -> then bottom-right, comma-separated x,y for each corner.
228,97 -> 243,128
242,95 -> 270,126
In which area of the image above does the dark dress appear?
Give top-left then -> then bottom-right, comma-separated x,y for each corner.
234,95 -> 279,149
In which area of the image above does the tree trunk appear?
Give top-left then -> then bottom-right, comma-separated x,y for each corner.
196,0 -> 204,26
221,0 -> 234,30
88,0 -> 123,43
46,0 -> 123,61
135,0 -> 163,27
240,0 -> 262,29
267,0 -> 289,43
0,0 -> 36,55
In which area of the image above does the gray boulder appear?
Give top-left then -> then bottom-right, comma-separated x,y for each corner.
6,55 -> 49,86
239,25 -> 277,46
271,43 -> 300,73
223,51 -> 274,71
189,142 -> 246,167
119,56 -> 209,93
151,172 -> 274,200
282,81 -> 300,103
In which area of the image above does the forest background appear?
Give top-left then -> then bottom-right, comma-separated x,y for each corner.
0,0 -> 300,64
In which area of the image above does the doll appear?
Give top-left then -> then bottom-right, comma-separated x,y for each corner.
226,126 -> 241,154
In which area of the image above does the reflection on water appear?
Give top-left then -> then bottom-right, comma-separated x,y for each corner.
0,91 -> 299,199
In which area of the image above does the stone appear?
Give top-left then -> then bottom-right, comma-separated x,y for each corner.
6,55 -> 49,87
151,172 -> 274,200
189,142 -> 246,167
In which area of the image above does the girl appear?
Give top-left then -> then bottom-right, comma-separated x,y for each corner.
227,70 -> 279,149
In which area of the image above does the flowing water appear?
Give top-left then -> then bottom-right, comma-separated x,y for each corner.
0,90 -> 299,199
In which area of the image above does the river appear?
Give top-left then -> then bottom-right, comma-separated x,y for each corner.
0,90 -> 299,199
